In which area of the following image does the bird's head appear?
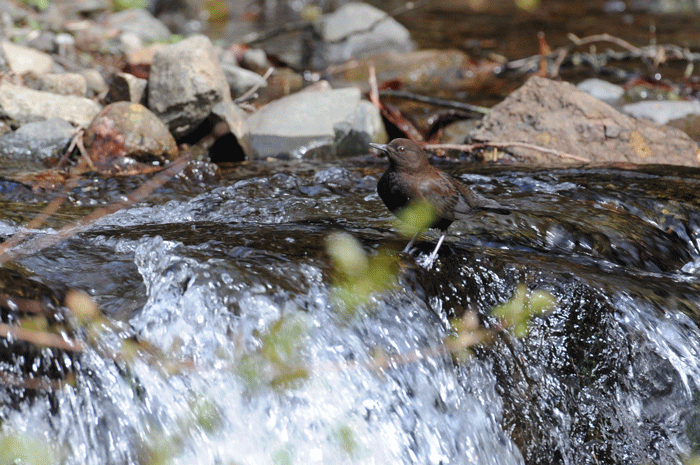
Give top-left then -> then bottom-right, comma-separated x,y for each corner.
370,139 -> 430,171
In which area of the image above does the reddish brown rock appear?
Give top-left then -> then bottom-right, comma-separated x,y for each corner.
84,102 -> 177,173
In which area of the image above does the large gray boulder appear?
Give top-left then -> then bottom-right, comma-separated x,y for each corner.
0,81 -> 101,127
319,2 -> 414,65
246,85 -> 385,158
148,35 -> 232,139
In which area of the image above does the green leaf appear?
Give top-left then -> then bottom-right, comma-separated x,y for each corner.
395,200 -> 437,238
492,284 -> 557,337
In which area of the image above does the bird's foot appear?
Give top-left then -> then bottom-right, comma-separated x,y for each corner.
416,252 -> 438,269
402,246 -> 419,257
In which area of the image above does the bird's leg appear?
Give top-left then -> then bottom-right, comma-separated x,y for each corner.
402,231 -> 419,254
422,231 -> 446,269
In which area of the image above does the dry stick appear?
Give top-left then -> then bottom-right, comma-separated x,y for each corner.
0,321 -> 84,352
378,89 -> 490,114
234,66 -> 275,104
426,142 -> 591,163
0,153 -> 192,265
551,32 -> 643,77
0,294 -> 55,316
567,32 -> 640,53
368,63 -> 380,107
56,127 -> 84,169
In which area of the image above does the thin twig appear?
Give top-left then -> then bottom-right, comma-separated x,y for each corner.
426,142 -> 591,163
368,64 -> 380,108
234,66 -> 275,104
567,32 -> 640,53
378,89 -> 489,114
56,127 -> 84,169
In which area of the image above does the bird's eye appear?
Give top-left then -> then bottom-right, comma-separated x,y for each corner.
398,146 -> 405,152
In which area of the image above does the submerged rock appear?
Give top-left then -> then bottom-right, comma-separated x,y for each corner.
0,267 -> 77,401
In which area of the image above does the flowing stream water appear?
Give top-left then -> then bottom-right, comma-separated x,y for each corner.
2,158 -> 700,464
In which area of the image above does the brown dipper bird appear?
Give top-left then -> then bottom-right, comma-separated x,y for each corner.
371,138 -> 510,268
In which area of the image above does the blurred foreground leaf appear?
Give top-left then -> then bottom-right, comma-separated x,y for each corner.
395,199 -> 437,239
326,232 -> 398,317
0,433 -> 60,465
113,0 -> 149,11
237,315 -> 309,391
492,284 -> 557,337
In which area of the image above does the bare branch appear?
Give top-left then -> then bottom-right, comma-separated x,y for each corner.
426,142 -> 591,163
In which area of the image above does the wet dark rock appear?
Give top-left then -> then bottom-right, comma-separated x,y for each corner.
246,85 -> 385,158
0,118 -> 74,166
148,35 -> 232,140
83,102 -> 177,171
0,81 -> 101,127
106,72 -> 148,104
0,267 -> 76,400
150,0 -> 206,35
208,101 -> 253,162
39,73 -> 88,97
0,40 -> 54,76
471,76 -> 700,166
105,8 -> 172,43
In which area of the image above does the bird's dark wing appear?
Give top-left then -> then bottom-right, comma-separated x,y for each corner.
453,177 -> 511,217
416,172 -> 460,221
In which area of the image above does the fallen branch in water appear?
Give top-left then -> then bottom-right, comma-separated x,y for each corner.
0,153 -> 192,265
426,141 -> 591,163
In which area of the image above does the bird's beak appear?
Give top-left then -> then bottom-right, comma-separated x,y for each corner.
369,142 -> 389,156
